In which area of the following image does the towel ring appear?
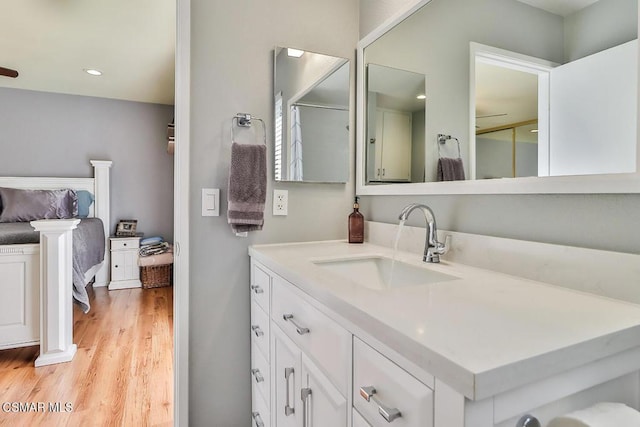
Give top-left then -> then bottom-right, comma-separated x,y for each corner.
232,113 -> 267,145
437,134 -> 461,159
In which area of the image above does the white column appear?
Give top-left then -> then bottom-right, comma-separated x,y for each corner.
90,160 -> 112,287
31,219 -> 80,367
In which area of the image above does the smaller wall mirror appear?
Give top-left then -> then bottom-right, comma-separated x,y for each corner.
274,47 -> 350,183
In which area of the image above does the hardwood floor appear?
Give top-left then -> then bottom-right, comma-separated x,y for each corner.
0,285 -> 173,427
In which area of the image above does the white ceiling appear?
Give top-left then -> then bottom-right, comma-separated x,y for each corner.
368,63 -> 426,112
515,0 -> 599,16
475,62 -> 538,127
0,0 -> 176,105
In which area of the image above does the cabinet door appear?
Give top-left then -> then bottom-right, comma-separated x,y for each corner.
353,410 -> 373,427
274,327 -> 301,427
380,110 -> 412,181
301,353 -> 347,427
111,251 -> 126,282
123,250 -> 139,280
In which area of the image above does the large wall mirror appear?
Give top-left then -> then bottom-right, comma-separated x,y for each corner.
356,0 -> 640,195
274,47 -> 350,183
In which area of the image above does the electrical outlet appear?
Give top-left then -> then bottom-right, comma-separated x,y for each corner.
273,189 -> 288,216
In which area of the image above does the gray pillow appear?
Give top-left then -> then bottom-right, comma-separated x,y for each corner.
0,188 -> 79,223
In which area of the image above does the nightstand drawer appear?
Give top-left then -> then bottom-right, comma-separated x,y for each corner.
111,238 -> 140,251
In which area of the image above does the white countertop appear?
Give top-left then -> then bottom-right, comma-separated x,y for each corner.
249,240 -> 640,400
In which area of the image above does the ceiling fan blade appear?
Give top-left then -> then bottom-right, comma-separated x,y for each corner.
476,113 -> 507,119
0,67 -> 19,78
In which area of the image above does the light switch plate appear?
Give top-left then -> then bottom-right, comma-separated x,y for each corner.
202,188 -> 220,216
273,189 -> 288,216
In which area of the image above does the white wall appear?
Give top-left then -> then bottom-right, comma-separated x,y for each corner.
0,87 -> 174,240
189,0 -> 358,425
359,0 -> 640,254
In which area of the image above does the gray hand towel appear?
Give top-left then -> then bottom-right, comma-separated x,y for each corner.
227,142 -> 267,234
437,157 -> 465,181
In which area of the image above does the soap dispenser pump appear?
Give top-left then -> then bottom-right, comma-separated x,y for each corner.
348,197 -> 364,244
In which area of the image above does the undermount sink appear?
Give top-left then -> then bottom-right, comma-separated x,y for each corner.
314,256 -> 459,290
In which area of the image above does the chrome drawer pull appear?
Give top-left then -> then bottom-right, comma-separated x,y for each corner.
301,387 -> 312,427
360,386 -> 402,423
284,367 -> 295,416
251,285 -> 264,294
251,368 -> 264,383
282,314 -> 310,335
252,411 -> 265,427
251,325 -> 264,337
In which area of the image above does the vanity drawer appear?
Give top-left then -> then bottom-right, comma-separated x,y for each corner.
251,262 -> 271,314
252,388 -> 270,427
353,337 -> 433,427
251,340 -> 270,405
251,301 -> 270,361
271,276 -> 351,396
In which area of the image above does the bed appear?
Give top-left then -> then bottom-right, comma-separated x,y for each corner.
0,160 -> 111,366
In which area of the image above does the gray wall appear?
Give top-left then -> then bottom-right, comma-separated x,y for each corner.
564,0 -> 637,62
359,0 -> 640,255
0,87 -> 174,240
189,0 -> 358,425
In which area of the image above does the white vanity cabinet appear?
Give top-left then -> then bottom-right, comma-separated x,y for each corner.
250,258 -> 433,427
251,239 -> 640,427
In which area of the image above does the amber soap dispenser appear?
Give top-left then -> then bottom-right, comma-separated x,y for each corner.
348,197 -> 364,243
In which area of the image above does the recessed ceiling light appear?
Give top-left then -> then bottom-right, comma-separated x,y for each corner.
416,94 -> 426,100
84,68 -> 102,76
287,48 -> 304,58
530,129 -> 539,133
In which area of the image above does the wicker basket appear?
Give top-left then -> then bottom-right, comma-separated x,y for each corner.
140,264 -> 173,289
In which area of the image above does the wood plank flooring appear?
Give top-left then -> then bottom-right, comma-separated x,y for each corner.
0,285 -> 173,427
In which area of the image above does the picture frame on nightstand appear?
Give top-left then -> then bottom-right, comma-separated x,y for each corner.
116,219 -> 138,237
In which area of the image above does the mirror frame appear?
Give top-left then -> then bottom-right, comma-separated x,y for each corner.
356,0 -> 640,195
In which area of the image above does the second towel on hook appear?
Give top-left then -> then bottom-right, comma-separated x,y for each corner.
227,142 -> 267,235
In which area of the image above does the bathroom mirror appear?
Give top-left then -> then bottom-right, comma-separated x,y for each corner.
356,0 -> 640,194
274,47 -> 350,183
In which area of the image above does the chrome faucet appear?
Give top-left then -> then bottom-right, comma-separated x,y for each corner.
398,203 -> 446,263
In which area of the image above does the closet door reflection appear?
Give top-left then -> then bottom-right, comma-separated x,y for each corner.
476,123 -> 538,179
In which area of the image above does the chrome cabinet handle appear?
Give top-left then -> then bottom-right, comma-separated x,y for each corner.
282,314 -> 310,335
252,411 -> 265,427
251,368 -> 264,383
301,387 -> 312,427
250,285 -> 264,294
284,367 -> 295,416
251,325 -> 264,337
360,386 -> 402,423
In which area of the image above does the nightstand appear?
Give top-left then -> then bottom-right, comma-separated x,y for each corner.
108,236 -> 141,290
